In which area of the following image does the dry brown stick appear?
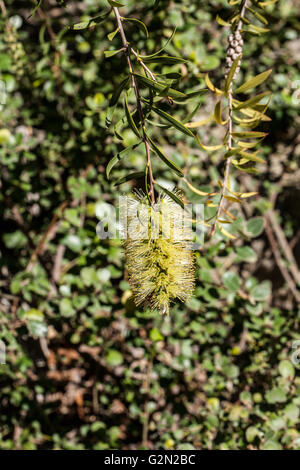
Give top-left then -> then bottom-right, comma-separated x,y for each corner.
265,222 -> 300,303
210,0 -> 248,237
266,210 -> 300,285
25,200 -> 68,273
141,354 -> 153,448
112,6 -> 155,204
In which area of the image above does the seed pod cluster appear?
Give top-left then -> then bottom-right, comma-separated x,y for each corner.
124,191 -> 195,315
225,30 -> 244,80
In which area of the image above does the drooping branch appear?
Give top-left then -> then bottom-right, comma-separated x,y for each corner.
112,7 -> 155,204
210,0 -> 248,237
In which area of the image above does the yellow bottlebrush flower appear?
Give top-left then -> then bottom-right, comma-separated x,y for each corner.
124,191 -> 195,315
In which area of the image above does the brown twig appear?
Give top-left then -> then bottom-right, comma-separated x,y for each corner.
141,349 -> 154,448
112,7 -> 155,204
265,221 -> 300,303
210,0 -> 248,237
266,210 -> 300,285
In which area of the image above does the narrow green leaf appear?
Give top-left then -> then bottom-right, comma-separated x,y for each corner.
106,141 -> 142,179
69,11 -> 110,30
214,100 -> 227,125
142,55 -> 188,65
108,77 -> 129,108
156,184 -> 184,208
104,48 -> 124,58
225,55 -> 242,95
216,14 -> 231,26
107,27 -> 119,41
105,77 -> 129,127
234,91 -> 271,110
247,24 -> 270,35
247,7 -> 268,25
231,131 -> 268,139
124,94 -> 141,138
140,28 -> 177,59
133,73 -> 186,99
239,150 -> 266,164
122,17 -> 148,37
236,69 -> 272,93
147,136 -> 183,177
113,171 -> 145,186
108,0 -> 124,6
152,106 -> 195,137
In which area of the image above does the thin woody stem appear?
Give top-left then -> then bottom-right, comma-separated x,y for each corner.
130,48 -> 157,82
112,7 -> 155,204
210,0 -> 248,237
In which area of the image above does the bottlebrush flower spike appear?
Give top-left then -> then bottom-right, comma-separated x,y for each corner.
124,191 -> 195,315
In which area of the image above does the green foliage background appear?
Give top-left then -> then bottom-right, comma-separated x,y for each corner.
0,0 -> 299,450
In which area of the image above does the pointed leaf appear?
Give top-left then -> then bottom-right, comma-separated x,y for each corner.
214,100 -> 228,125
107,27 -> 119,41
113,171 -> 145,186
147,136 -> 183,177
186,115 -> 214,128
225,54 -> 242,95
231,131 -> 268,139
106,141 -> 142,179
196,134 -> 223,151
104,48 -> 124,58
124,94 -> 141,138
236,69 -> 272,93
216,15 -> 231,26
156,184 -> 184,208
69,11 -> 111,30
122,17 -> 148,37
140,28 -> 176,59
205,73 -> 224,96
182,177 -> 217,196
152,106 -> 195,137
142,55 -> 188,65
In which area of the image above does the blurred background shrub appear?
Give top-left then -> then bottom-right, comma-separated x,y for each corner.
0,0 -> 299,450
